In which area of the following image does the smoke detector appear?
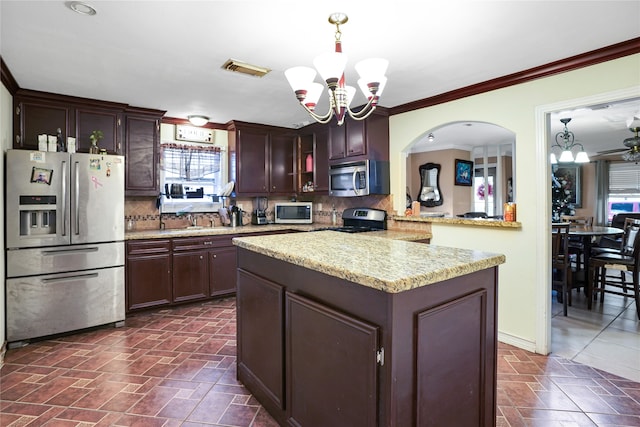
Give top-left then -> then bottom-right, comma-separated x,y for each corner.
221,59 -> 271,77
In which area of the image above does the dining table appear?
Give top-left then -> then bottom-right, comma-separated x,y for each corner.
554,224 -> 624,282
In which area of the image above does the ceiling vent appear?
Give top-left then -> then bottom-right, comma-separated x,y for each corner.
221,59 -> 270,77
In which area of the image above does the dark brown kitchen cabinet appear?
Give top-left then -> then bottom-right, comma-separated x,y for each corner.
227,121 -> 295,196
75,106 -> 123,154
126,240 -> 172,312
172,237 -> 215,303
286,292 -> 379,427
12,89 -> 128,154
124,108 -> 164,196
327,108 -> 389,163
13,94 -> 72,150
209,246 -> 237,297
236,245 -> 498,427
296,126 -> 329,194
237,269 -> 285,412
172,235 -> 237,302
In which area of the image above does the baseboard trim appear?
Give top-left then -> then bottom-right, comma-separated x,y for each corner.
498,331 -> 538,354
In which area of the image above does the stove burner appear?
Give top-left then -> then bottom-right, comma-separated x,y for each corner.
313,226 -> 377,233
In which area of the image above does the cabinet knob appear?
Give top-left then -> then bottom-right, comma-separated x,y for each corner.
199,255 -> 203,260
213,254 -> 217,258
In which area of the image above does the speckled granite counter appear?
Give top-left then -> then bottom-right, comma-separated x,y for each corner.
125,225 -> 432,242
233,230 -> 504,293
394,215 -> 521,228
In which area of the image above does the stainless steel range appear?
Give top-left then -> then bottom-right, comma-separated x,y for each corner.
316,207 -> 387,233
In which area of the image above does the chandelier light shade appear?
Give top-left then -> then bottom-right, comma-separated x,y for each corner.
188,115 -> 209,126
284,12 -> 388,126
550,118 -> 590,163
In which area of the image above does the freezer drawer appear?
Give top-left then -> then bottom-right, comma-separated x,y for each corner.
6,266 -> 125,343
7,241 -> 124,278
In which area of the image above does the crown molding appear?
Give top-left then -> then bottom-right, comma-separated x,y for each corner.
390,37 -> 640,116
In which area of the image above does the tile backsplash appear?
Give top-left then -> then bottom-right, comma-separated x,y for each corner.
125,194 -> 397,231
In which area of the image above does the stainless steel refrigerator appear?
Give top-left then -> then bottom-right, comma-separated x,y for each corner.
5,149 -> 125,346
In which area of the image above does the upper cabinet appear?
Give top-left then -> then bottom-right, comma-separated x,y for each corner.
124,107 -> 165,196
227,121 -> 296,197
13,89 -> 128,154
327,108 -> 389,163
75,106 -> 123,154
296,125 -> 329,194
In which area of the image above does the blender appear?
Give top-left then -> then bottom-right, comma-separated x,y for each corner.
251,197 -> 268,225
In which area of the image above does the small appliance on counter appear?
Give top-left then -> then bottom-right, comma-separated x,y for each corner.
274,201 -> 312,224
251,196 -> 268,225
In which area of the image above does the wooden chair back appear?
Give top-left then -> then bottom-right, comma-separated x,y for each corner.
621,217 -> 640,256
560,215 -> 593,228
552,223 -> 570,264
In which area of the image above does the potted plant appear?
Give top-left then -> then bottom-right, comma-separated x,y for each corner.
89,130 -> 103,154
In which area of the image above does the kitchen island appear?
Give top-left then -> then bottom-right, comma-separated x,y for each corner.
233,231 -> 505,427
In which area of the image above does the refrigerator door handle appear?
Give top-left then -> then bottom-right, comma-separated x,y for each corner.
74,161 -> 80,235
61,160 -> 67,236
42,272 -> 100,283
42,247 -> 100,256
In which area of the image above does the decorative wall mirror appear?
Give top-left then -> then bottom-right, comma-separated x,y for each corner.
418,162 -> 442,206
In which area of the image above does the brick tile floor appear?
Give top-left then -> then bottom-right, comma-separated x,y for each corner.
1,298 -> 639,426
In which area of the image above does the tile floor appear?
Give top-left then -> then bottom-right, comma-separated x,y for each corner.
0,297 -> 638,426
551,286 -> 640,383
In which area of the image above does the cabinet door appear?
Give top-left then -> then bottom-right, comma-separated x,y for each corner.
126,240 -> 172,312
346,119 -> 366,157
313,127 -> 330,192
172,250 -> 209,303
125,115 -> 160,196
76,107 -> 122,154
286,292 -> 379,427
269,133 -> 295,194
209,246 -> 237,296
329,123 -> 346,160
15,99 -> 71,150
237,128 -> 269,194
237,269 -> 285,411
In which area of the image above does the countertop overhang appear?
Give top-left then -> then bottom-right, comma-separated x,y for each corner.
394,215 -> 521,228
125,225 -> 432,242
233,231 -> 505,293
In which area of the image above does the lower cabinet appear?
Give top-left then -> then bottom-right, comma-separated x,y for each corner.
126,235 -> 237,312
236,247 -> 498,427
237,266 -> 380,427
126,240 -> 172,311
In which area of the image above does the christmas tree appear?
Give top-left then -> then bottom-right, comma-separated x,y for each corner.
552,174 -> 575,221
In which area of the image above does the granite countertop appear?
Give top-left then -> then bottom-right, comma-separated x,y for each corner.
233,231 -> 504,294
394,215 -> 522,228
125,225 -> 432,242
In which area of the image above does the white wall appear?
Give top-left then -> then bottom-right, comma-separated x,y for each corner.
389,54 -> 640,353
1,82 -> 12,353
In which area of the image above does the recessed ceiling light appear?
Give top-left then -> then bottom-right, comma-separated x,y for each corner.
69,1 -> 97,16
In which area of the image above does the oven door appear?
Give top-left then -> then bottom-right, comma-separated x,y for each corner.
329,163 -> 369,197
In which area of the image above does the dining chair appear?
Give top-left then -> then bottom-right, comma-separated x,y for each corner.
552,223 -> 573,316
560,215 -> 594,272
588,218 -> 640,320
590,217 -> 640,293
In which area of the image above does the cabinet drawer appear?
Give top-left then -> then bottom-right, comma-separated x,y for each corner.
172,235 -> 234,251
127,239 -> 171,256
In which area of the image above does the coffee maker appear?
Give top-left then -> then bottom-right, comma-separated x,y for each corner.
251,197 -> 268,225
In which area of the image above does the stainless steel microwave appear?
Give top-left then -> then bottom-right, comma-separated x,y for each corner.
329,159 -> 390,197
274,202 -> 313,224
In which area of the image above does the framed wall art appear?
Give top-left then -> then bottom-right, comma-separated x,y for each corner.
454,159 -> 473,186
552,164 -> 582,207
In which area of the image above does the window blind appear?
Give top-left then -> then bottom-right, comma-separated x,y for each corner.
609,162 -> 640,194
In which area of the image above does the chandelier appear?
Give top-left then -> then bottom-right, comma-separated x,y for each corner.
284,13 -> 388,126
550,118 -> 590,164
622,127 -> 640,162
